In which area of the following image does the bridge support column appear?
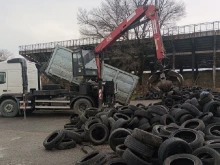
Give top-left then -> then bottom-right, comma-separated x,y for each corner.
213,31 -> 217,90
171,39 -> 176,70
191,38 -> 196,82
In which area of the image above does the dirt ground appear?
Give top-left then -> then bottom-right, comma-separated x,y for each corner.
0,100 -> 159,165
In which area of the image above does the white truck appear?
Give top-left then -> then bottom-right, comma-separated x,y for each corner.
0,46 -> 139,117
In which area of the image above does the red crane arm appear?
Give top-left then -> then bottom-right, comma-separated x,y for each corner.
94,5 -> 165,79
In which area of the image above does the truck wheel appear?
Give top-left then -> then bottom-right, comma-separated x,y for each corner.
73,98 -> 92,114
0,99 -> 19,117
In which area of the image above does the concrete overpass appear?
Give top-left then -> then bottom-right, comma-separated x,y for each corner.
19,21 -> 220,73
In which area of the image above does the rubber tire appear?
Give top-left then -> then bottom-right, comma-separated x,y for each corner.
76,151 -> 106,165
63,130 -> 83,144
122,148 -> 151,165
0,99 -> 19,117
115,144 -> 127,157
43,130 -> 65,150
160,125 -> 179,136
55,139 -> 76,150
205,139 -> 220,145
204,122 -> 220,139
111,119 -> 128,132
132,128 -> 163,147
109,128 -> 131,151
179,114 -> 194,125
181,103 -> 201,117
73,98 -> 92,114
170,128 -> 204,150
160,114 -> 175,125
85,119 -> 101,131
206,144 -> 220,154
105,158 -> 127,165
124,135 -> 155,158
85,108 -> 99,117
163,154 -> 202,165
181,119 -> 205,131
88,123 -> 109,145
193,146 -> 220,165
113,113 -> 130,122
158,137 -> 193,164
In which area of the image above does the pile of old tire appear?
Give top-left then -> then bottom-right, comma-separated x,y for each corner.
70,91 -> 220,165
43,129 -> 83,150
135,91 -> 162,100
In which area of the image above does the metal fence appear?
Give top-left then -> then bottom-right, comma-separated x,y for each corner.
19,21 -> 220,52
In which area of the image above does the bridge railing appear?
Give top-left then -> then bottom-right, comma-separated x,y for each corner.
19,21 -> 220,52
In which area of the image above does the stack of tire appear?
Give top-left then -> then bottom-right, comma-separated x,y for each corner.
43,90 -> 220,164
135,92 -> 162,100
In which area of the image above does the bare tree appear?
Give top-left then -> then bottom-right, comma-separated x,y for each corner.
77,0 -> 186,84
0,49 -> 13,61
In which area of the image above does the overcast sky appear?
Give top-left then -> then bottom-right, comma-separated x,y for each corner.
0,0 -> 219,55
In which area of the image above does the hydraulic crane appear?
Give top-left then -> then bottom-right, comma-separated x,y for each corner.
93,4 -> 184,108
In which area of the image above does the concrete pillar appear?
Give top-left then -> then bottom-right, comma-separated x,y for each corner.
213,31 -> 217,90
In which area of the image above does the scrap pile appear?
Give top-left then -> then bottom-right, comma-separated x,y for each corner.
43,88 -> 220,165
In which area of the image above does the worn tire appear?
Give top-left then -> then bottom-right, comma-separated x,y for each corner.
111,119 -> 128,132
115,144 -> 127,157
76,151 -> 106,165
193,146 -> 220,165
109,128 -> 131,151
105,158 -> 127,165
205,139 -> 220,145
181,103 -> 201,117
158,137 -> 192,164
73,98 -> 92,115
181,119 -> 205,131
63,130 -> 83,144
160,114 -> 175,125
122,148 -> 151,165
163,154 -> 202,165
113,113 -> 130,122
55,139 -> 76,150
132,128 -> 163,147
0,99 -> 19,117
124,135 -> 155,158
43,130 -> 65,150
170,128 -> 204,150
88,123 -> 109,145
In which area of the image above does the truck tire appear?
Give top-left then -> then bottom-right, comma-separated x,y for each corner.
0,99 -> 19,117
73,98 -> 92,114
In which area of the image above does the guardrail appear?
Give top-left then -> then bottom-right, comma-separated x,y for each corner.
19,21 -> 220,52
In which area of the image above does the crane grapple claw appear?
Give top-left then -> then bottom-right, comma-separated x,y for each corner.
147,70 -> 184,93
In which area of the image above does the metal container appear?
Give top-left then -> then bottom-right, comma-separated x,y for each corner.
45,45 -> 139,105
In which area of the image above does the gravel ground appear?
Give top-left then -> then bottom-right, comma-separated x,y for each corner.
0,100 -> 159,165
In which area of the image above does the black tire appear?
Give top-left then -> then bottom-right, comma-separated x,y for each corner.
181,119 -> 205,131
0,99 -> 19,117
134,110 -> 151,119
63,130 -> 83,144
43,130 -> 65,150
76,151 -> 107,165
128,105 -> 140,111
132,128 -> 163,147
109,128 -> 131,151
115,144 -> 127,157
205,144 -> 220,154
163,154 -> 203,165
158,137 -> 193,164
204,122 -> 220,139
205,139 -> 220,145
127,117 -> 139,129
137,117 -> 149,127
181,103 -> 201,117
160,125 -> 179,136
203,101 -> 220,117
85,118 -> 101,131
88,123 -> 109,145
105,158 -> 127,165
124,135 -> 155,158
111,119 -> 128,132
108,117 -> 116,129
160,114 -> 175,125
122,148 -> 151,165
193,146 -> 220,165
179,114 -> 194,125
113,113 -> 130,122
73,98 -> 92,114
197,112 -> 213,123
164,98 -> 175,108
170,128 -> 204,150
148,105 -> 168,116
174,109 -> 190,121
100,115 -> 109,128
85,108 -> 99,117
69,113 -> 80,124
138,123 -> 151,131
55,139 -> 76,150
169,108 -> 181,117
108,108 -> 118,117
